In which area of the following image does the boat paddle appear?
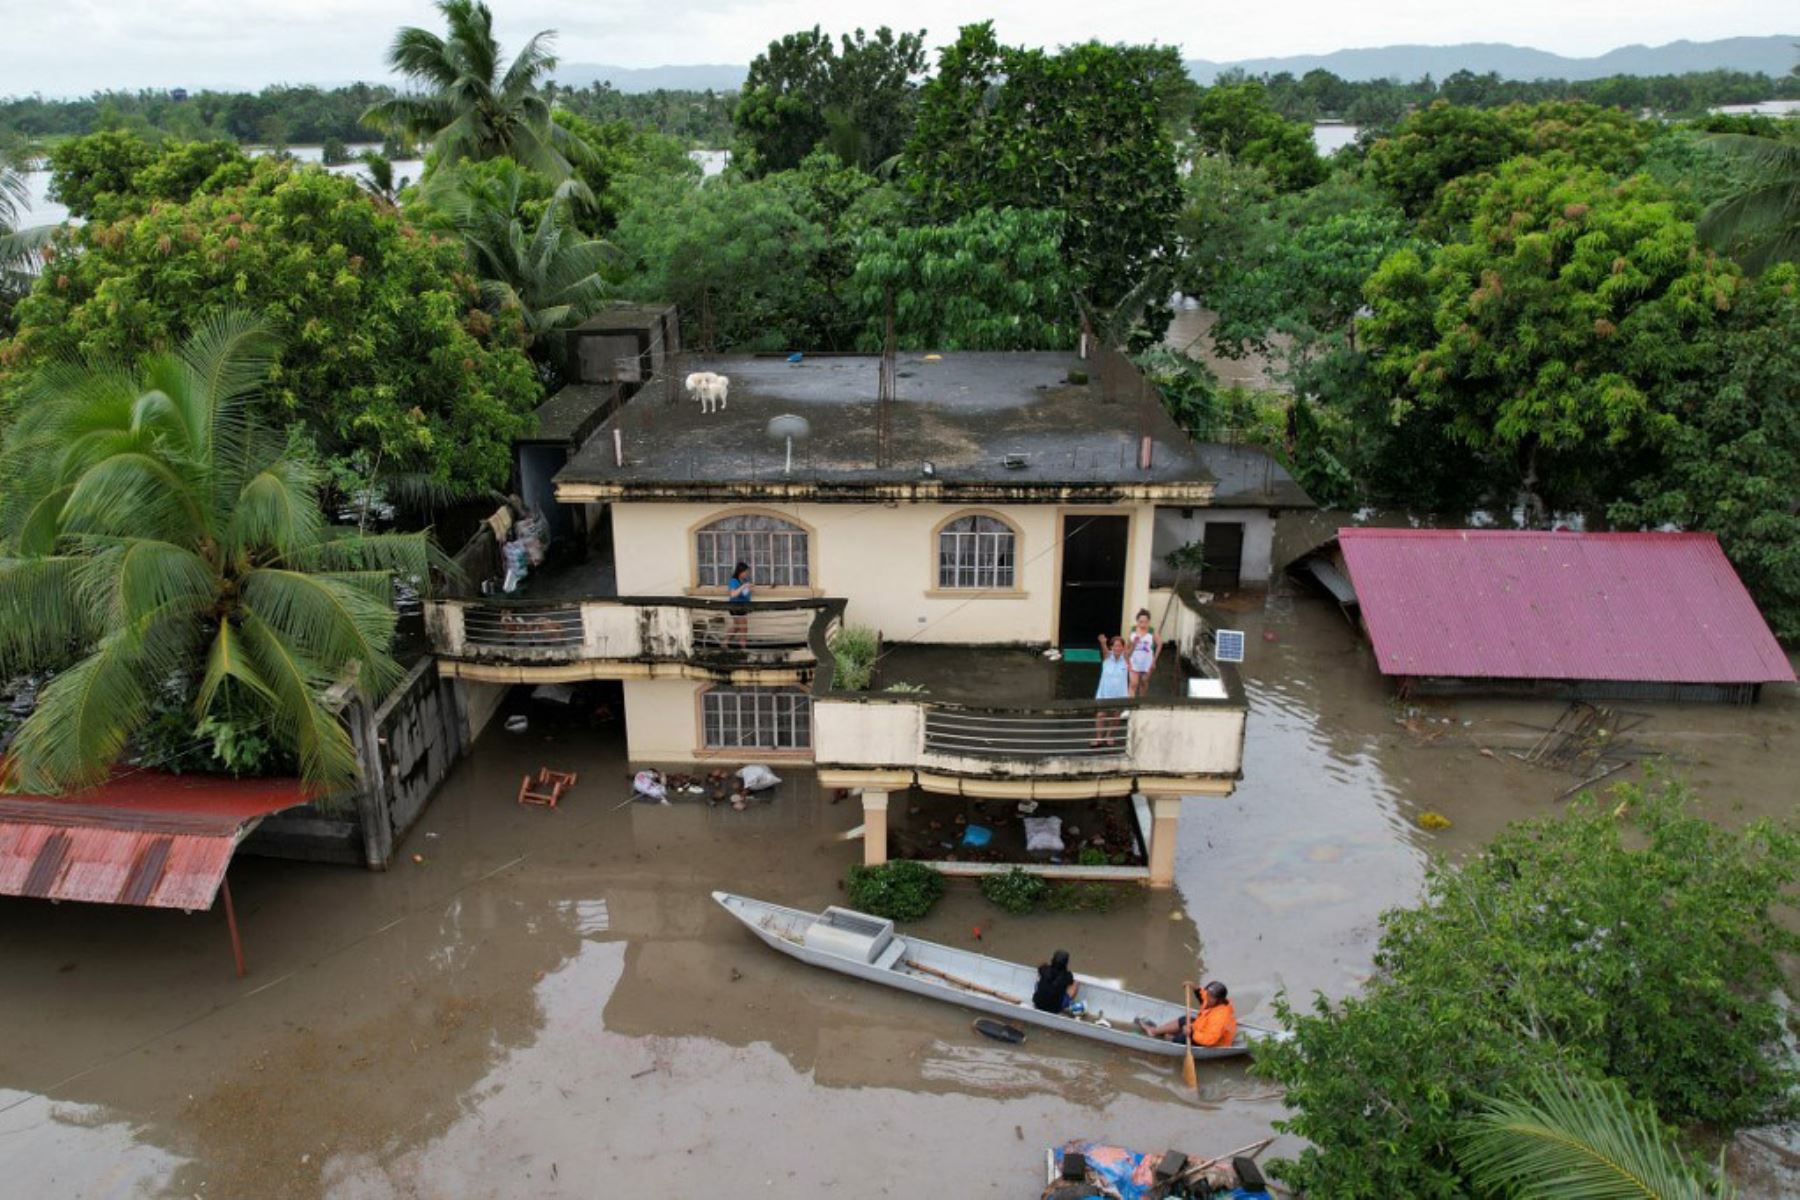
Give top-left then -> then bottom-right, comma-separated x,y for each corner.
1182,983 -> 1198,1089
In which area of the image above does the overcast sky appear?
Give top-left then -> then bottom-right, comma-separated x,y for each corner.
3,0 -> 1792,97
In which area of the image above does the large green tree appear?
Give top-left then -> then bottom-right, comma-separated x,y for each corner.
1255,779 -> 1798,1198
847,207 -> 1074,350
611,151 -> 896,350
0,313 -> 442,794
1190,80 -> 1325,193
733,26 -> 927,174
1611,265 -> 1800,640
361,0 -> 591,181
1360,158 -> 1739,521
1,158 -> 541,489
904,23 -> 1182,312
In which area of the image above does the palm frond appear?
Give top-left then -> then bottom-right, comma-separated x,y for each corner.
1456,1072 -> 1732,1200
240,568 -> 400,698
295,529 -> 452,583
238,613 -> 361,790
72,539 -> 215,631
0,556 -> 93,674
58,451 -> 206,545
1699,133 -> 1800,179
3,616 -> 194,793
385,27 -> 459,89
195,617 -> 278,715
227,460 -> 325,560
500,30 -> 559,101
178,309 -> 279,454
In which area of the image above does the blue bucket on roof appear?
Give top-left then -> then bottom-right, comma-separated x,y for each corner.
961,824 -> 993,848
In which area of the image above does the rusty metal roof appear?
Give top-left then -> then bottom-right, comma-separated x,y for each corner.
1338,529 -> 1796,685
0,773 -> 308,911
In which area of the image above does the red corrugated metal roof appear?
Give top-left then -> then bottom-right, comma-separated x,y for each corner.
1337,529 -> 1796,685
0,772 -> 308,911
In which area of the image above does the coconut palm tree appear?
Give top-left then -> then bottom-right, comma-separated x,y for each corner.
422,160 -> 613,364
1,136 -> 53,306
0,312 -> 445,795
361,0 -> 592,181
1697,132 -> 1800,274
1456,1071 -> 1735,1199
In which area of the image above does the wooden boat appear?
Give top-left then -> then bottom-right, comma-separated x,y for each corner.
713,891 -> 1288,1060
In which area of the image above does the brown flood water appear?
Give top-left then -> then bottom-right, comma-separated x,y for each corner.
0,590 -> 1793,1198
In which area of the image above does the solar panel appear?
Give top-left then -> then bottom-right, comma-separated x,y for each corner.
1214,629 -> 1246,663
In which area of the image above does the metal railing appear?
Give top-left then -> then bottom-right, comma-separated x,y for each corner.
460,603 -> 585,650
692,605 -> 817,651
922,708 -> 1133,760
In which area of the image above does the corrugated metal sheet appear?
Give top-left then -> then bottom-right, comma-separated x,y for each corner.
0,773 -> 307,911
1337,529 -> 1796,685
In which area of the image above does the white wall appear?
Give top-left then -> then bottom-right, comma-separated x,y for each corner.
622,678 -> 701,761
1151,506 -> 1276,585
610,500 -> 1155,645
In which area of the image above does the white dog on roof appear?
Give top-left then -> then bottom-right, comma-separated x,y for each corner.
685,371 -> 729,414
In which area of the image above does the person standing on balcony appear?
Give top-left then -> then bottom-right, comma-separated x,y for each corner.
1126,609 -> 1161,698
1093,635 -> 1130,747
728,561 -> 753,649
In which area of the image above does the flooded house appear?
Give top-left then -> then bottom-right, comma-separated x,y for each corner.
424,330 -> 1282,887
1327,528 -> 1796,703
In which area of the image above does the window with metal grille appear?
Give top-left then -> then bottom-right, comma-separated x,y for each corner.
701,688 -> 813,750
695,514 -> 810,588
937,515 -> 1017,589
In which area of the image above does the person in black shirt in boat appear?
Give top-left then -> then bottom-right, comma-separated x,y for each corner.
1032,949 -> 1081,1014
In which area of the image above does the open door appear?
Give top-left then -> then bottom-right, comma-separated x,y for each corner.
1201,521 -> 1245,590
1058,514 -> 1130,647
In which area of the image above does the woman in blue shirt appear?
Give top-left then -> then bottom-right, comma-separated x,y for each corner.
727,561 -> 753,648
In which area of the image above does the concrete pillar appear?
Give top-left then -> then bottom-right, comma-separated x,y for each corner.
350,699 -> 394,871
1147,794 -> 1183,889
861,790 -> 890,867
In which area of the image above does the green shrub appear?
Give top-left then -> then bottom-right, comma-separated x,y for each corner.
831,624 -> 878,691
1256,778 -> 1800,1197
979,867 -> 1049,914
1046,882 -> 1119,913
1076,846 -> 1109,866
846,860 -> 945,921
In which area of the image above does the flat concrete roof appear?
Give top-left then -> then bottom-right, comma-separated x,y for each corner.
1194,442 -> 1314,509
555,352 -> 1218,502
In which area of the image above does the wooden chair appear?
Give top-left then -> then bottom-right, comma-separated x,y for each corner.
518,768 -> 578,808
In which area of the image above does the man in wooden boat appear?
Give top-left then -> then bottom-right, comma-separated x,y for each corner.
1137,981 -> 1236,1047
1031,950 -> 1082,1014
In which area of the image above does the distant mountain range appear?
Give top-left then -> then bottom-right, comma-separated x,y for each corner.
555,35 -> 1797,94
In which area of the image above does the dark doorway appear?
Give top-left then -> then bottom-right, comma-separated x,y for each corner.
1202,521 -> 1245,590
1058,514 -> 1130,646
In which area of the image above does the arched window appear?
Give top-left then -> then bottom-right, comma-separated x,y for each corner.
937,514 -> 1017,589
695,513 -> 810,588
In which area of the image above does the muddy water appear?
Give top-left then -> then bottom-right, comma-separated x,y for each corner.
0,592 -> 1793,1197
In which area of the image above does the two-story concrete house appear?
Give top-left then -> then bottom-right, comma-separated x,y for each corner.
426,340 -> 1264,887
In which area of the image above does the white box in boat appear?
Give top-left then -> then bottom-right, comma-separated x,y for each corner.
803,907 -> 895,963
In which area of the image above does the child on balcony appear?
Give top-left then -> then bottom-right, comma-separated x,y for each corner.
1127,608 -> 1161,697
1093,634 -> 1130,748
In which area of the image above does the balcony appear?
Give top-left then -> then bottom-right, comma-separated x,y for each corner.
425,594 -> 832,681
811,585 -> 1246,796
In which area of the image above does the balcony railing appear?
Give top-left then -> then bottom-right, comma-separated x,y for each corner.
922,709 -> 1132,760
425,595 -> 837,672
811,582 -> 1245,782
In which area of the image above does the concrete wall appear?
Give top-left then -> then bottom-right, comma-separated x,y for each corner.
248,660 -> 477,868
610,500 -> 1156,644
622,678 -> 702,761
461,679 -> 510,742
1151,506 -> 1276,585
